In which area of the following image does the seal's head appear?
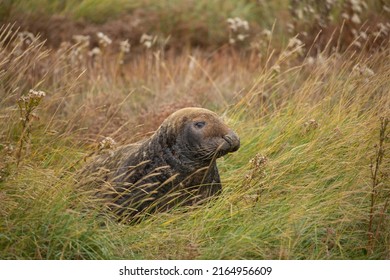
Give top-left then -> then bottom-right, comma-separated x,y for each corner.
159,107 -> 240,166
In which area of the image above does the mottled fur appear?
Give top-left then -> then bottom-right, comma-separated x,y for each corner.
79,107 -> 240,221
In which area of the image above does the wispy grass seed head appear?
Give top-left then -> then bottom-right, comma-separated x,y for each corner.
140,33 -> 157,49
97,32 -> 112,48
72,35 -> 90,49
98,136 -> 116,151
120,40 -> 130,53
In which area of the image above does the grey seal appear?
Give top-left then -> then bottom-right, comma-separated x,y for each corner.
79,107 -> 240,221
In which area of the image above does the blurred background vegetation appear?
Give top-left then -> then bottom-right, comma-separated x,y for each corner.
1,0 -> 388,50
0,0 -> 389,260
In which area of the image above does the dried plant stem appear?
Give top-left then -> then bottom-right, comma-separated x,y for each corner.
16,102 -> 32,166
15,90 -> 46,166
367,117 -> 388,255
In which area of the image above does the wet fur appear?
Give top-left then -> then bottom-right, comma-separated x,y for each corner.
79,107 -> 240,221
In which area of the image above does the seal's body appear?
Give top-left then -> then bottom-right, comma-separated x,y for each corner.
80,107 -> 240,221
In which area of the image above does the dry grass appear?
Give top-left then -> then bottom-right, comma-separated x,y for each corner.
0,2 -> 389,260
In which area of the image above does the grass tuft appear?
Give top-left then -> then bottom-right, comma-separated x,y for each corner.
0,2 -> 389,259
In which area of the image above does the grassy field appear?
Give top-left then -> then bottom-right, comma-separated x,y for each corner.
0,0 -> 389,259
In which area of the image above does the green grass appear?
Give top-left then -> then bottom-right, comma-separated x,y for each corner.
1,0 -> 137,20
0,5 -> 389,260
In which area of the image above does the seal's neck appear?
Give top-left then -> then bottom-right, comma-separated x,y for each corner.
145,125 -> 210,174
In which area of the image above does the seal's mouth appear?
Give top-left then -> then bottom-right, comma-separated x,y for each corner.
222,131 -> 240,153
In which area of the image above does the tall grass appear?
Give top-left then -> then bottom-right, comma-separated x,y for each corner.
0,18 -> 389,260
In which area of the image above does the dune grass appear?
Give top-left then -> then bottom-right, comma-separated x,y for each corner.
0,12 -> 389,260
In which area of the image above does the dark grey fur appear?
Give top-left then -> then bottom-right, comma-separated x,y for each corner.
79,107 -> 240,221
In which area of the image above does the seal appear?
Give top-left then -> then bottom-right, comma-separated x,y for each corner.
79,107 -> 240,221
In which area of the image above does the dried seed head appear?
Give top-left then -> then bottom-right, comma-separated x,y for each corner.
70,48 -> 83,64
261,29 -> 272,40
99,137 -> 116,151
227,17 -> 250,45
349,0 -> 366,14
227,17 -> 249,32
249,154 -> 268,168
271,64 -> 281,73
352,41 -> 362,48
341,13 -> 349,20
88,47 -> 102,57
295,9 -> 303,19
351,14 -> 361,25
140,33 -> 157,49
286,23 -> 295,33
29,89 -> 46,98
97,32 -> 112,47
326,0 -> 336,8
352,64 -> 374,77
72,35 -> 90,49
285,36 -> 305,56
237,34 -> 248,41
303,119 -> 319,132
140,34 -> 152,43
376,23 -> 389,37
307,57 -> 315,65
287,37 -> 303,49
120,40 -> 131,53
144,41 -> 152,48
359,31 -> 368,40
17,31 -> 35,45
18,89 -> 46,107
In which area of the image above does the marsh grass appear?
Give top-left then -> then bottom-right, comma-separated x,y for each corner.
0,17 -> 389,260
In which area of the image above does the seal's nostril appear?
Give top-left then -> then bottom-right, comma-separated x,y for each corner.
223,135 -> 233,146
223,131 -> 240,152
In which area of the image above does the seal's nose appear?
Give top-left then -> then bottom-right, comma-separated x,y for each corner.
223,130 -> 240,152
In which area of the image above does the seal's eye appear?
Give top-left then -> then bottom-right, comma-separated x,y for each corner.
194,121 -> 206,129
